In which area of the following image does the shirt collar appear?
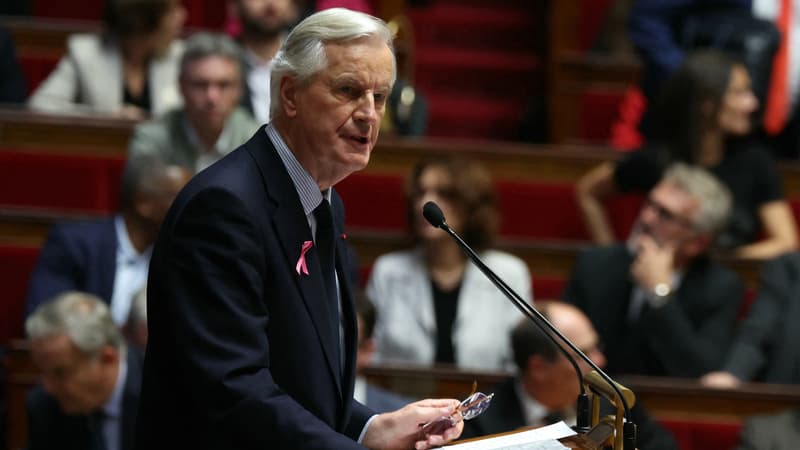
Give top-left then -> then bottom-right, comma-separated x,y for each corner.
114,215 -> 151,262
265,123 -> 326,215
182,112 -> 236,158
101,348 -> 127,418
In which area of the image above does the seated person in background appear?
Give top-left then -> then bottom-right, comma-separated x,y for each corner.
702,252 -> 800,388
123,284 -> 148,350
232,0 -> 300,123
128,32 -> 259,173
0,24 -> 26,103
576,50 -> 797,260
462,301 -> 678,450
735,408 -> 800,450
28,0 -> 186,118
367,156 -> 532,371
25,291 -> 143,450
566,163 -> 744,378
354,293 -> 411,413
24,154 -> 192,325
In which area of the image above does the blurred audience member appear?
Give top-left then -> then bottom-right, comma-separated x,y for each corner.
735,408 -> 800,450
24,154 -> 192,325
123,284 -> 148,350
0,25 -> 26,103
129,32 -> 259,172
29,0 -> 186,118
703,252 -> 800,388
577,50 -> 797,260
566,163 -> 743,378
367,156 -> 532,371
462,301 -> 678,450
379,14 -> 428,137
354,293 -> 411,413
233,0 -> 300,123
25,291 -> 143,450
629,1 -> 800,159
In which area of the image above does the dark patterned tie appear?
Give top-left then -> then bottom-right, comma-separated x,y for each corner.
87,410 -> 107,450
313,199 -> 340,367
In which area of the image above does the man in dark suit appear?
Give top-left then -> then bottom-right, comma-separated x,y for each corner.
136,9 -> 462,450
25,291 -> 142,450
23,154 -> 191,325
564,163 -> 744,377
702,252 -> 800,387
462,302 -> 678,450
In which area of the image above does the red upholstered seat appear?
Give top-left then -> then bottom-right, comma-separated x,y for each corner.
0,245 -> 40,345
0,150 -> 124,213
659,418 -> 742,450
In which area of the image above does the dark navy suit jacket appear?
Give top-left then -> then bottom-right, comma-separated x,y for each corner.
136,126 -> 373,449
26,348 -> 143,450
563,244 -> 743,378
24,218 -> 117,317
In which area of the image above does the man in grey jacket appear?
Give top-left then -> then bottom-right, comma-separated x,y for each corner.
129,32 -> 259,173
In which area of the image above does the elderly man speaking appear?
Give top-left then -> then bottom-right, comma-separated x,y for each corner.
135,8 -> 463,450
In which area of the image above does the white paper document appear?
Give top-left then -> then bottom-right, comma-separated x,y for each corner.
437,421 -> 576,450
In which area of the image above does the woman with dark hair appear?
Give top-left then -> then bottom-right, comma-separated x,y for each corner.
29,0 -> 186,118
366,156 -> 532,371
577,49 -> 797,259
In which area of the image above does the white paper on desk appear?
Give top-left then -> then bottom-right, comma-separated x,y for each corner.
437,421 -> 575,450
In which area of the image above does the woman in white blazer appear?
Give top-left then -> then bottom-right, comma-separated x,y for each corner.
29,0 -> 186,118
367,157 -> 533,371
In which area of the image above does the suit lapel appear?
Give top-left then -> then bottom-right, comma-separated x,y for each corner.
247,130 -> 343,399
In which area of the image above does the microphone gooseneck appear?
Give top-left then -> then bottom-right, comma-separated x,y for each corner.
421,201 -> 633,431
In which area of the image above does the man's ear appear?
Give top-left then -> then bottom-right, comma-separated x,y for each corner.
98,345 -> 120,366
280,75 -> 299,118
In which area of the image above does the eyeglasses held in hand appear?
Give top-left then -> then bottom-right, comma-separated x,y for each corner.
419,381 -> 494,437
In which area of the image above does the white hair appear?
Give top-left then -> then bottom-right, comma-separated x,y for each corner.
269,8 -> 396,117
663,162 -> 732,234
26,291 -> 123,356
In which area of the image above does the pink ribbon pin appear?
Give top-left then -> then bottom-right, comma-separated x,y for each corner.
296,240 -> 313,276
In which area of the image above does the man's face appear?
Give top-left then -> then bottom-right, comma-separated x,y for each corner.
237,0 -> 297,37
631,181 -> 700,253
539,313 -> 606,410
412,165 -> 464,241
281,38 -> 395,186
180,56 -> 243,134
30,334 -> 116,414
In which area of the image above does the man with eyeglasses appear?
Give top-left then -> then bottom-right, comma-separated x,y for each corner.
564,163 -> 744,378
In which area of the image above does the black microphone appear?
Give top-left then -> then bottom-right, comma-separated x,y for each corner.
422,201 -> 633,438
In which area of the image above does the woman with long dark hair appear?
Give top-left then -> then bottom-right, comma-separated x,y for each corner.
577,49 -> 797,259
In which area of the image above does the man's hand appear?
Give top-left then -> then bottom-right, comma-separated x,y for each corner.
630,234 -> 675,291
363,399 -> 464,450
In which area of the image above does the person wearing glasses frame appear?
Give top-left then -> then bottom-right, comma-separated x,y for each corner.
564,163 -> 745,378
